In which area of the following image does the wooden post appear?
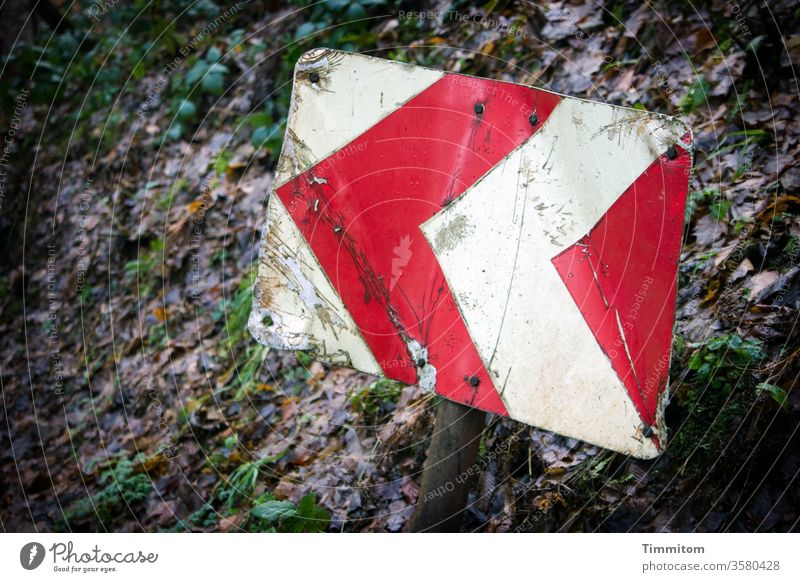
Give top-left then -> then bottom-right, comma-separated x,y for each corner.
408,398 -> 485,532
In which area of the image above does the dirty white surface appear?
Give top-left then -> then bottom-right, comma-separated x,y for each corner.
421,98 -> 689,457
249,49 -> 442,371
251,49 -> 689,458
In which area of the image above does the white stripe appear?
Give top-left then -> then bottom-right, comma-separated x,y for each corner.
274,49 -> 444,186
250,195 -> 382,373
252,51 -> 443,373
421,98 -> 689,457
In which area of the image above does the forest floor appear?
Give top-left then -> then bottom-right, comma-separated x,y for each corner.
1,0 -> 799,532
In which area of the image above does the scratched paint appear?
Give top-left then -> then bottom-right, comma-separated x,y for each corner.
250,49 -> 692,458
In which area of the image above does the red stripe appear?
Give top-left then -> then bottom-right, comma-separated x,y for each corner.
551,139 -> 691,436
276,73 -> 561,414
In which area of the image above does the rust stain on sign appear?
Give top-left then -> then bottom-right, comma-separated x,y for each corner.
250,49 -> 692,458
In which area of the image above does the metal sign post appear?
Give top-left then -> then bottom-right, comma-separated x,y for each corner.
250,49 -> 692,530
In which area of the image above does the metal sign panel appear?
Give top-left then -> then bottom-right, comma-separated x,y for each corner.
250,49 -> 692,458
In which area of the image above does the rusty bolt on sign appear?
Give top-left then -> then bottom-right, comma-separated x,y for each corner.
249,49 -> 692,459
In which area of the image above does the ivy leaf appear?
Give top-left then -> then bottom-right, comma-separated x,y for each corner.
346,3 -> 367,19
186,61 -> 208,86
248,111 -> 273,128
757,382 -> 788,410
251,126 -> 269,148
166,122 -> 184,141
207,63 -> 229,75
206,46 -> 222,62
176,99 -> 196,121
688,351 -> 704,370
202,73 -> 224,95
295,22 -> 318,39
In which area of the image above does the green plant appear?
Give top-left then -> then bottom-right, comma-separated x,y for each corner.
157,178 -> 187,211
186,501 -> 218,530
282,363 -> 311,390
2,0 -> 229,150
61,455 -> 152,528
783,236 -> 798,261
250,493 -> 331,532
733,216 -> 755,234
679,78 -> 710,113
213,148 -> 233,175
123,238 -> 164,297
228,343 -> 268,400
565,450 -> 634,506
709,129 -> 770,161
215,269 -> 255,350
686,333 -> 764,393
219,451 -> 286,509
756,382 -> 788,410
224,459 -> 263,507
670,333 -> 765,472
292,0 -> 389,39
166,46 -> 231,140
349,377 -> 403,420
685,188 -> 731,221
213,268 -> 270,399
183,446 -> 288,530
295,350 -> 313,368
262,0 -> 397,131
248,110 -> 285,155
176,99 -> 197,121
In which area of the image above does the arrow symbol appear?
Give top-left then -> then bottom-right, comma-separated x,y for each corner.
275,74 -> 561,412
419,98 -> 691,452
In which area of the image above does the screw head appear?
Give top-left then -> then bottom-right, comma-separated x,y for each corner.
474,102 -> 484,115
666,145 -> 678,160
529,113 -> 539,126
416,358 -> 426,368
468,375 -> 480,387
309,72 -> 320,84
642,425 -> 654,438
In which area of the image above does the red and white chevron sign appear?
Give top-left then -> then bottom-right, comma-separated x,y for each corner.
249,49 -> 692,458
